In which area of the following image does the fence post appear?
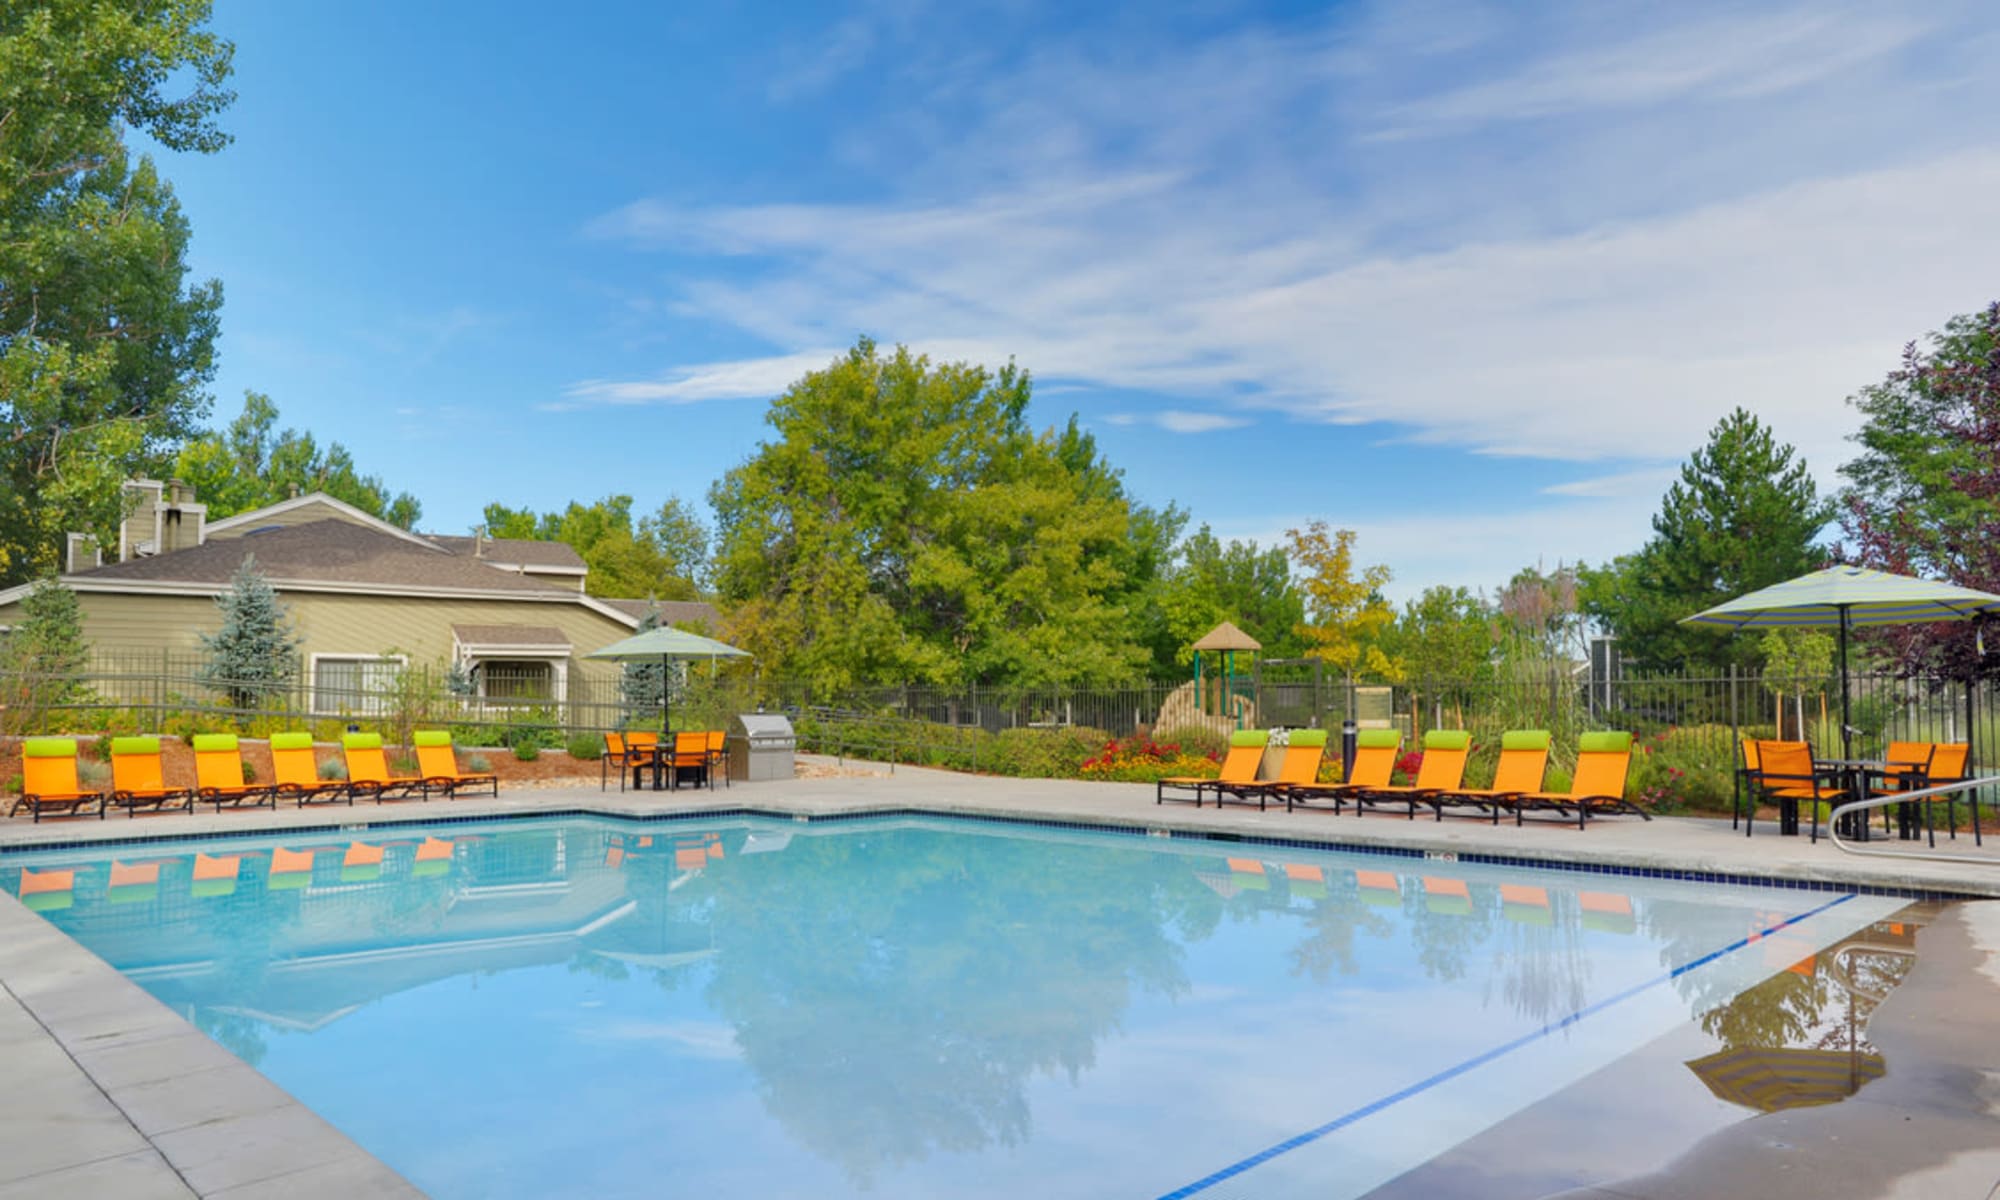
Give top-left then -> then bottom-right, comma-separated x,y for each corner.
1728,664 -> 1741,830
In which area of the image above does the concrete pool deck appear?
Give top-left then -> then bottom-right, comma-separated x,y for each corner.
3,759 -> 1998,1198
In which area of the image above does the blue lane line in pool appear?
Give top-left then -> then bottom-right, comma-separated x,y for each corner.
1155,892 -> 1857,1200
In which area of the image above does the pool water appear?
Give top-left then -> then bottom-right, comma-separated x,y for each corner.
2,816 -> 1908,1198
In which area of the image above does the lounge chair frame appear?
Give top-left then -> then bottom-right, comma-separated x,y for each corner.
10,737 -> 107,822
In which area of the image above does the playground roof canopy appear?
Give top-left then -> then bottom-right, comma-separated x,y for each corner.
1192,621 -> 1261,653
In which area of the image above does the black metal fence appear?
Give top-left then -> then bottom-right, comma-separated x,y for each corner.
3,654 -> 1994,796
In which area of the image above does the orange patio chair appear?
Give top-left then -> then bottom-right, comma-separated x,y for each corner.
671,731 -> 713,790
1215,729 -> 1327,811
1281,729 -> 1402,815
412,731 -> 498,798
1157,729 -> 1269,808
1435,730 -> 1551,823
705,730 -> 729,787
1513,731 -> 1644,830
625,731 -> 663,790
1904,742 -> 1973,847
193,733 -> 275,812
108,736 -> 194,818
340,732 -> 434,803
10,737 -> 106,822
602,731 -> 649,792
270,732 -> 349,806
1353,729 -> 1472,820
1749,740 -> 1848,839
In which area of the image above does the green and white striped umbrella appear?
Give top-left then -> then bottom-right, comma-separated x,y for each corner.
1682,566 -> 2000,630
1684,565 -> 2000,763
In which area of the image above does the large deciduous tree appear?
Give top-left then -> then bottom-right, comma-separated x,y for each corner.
1149,524 -> 1304,670
709,340 -> 1149,693
1581,408 -> 1828,671
0,1 -> 235,582
1379,585 -> 1494,685
1840,302 -> 2000,679
1284,521 -> 1396,680
172,392 -> 421,527
481,494 -> 709,601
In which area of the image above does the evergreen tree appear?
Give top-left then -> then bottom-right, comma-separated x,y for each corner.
198,556 -> 301,708
1582,408 -> 1829,670
0,580 -> 91,732
620,605 -> 668,723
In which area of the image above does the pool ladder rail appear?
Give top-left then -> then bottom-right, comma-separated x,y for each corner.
1827,774 -> 2000,866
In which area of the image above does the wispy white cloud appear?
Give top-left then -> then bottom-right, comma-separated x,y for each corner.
1101,410 -> 1250,434
551,350 -> 840,411
1540,469 -> 1676,500
1371,7 -> 1935,139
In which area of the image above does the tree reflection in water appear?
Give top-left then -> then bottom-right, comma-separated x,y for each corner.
671,828 -> 1213,1186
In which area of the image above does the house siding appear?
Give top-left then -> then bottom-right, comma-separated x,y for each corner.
206,498 -> 374,538
0,589 -> 631,688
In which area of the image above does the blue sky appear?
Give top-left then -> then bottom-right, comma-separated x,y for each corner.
153,0 -> 2000,602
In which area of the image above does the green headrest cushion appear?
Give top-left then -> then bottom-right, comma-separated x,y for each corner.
23,737 -> 76,758
1287,729 -> 1327,748
269,732 -> 314,751
1423,730 -> 1472,751
1502,730 -> 1552,751
110,736 -> 160,756
342,732 -> 383,750
1579,730 -> 1633,754
412,730 -> 452,748
191,733 -> 238,752
1228,730 -> 1271,748
1356,729 -> 1402,749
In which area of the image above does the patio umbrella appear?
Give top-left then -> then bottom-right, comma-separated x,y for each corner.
1686,1045 -> 1885,1112
1681,565 -> 2000,759
585,627 -> 751,734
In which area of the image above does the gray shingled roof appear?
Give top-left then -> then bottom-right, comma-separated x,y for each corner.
71,520 -> 574,594
602,598 -> 721,626
428,535 -> 587,571
451,624 -> 572,647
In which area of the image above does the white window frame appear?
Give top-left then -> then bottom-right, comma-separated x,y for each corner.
310,653 -> 410,715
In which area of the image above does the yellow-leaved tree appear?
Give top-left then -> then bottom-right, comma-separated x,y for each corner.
1284,520 -> 1400,681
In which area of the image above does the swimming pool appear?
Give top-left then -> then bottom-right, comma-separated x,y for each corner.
1,815 -> 1912,1198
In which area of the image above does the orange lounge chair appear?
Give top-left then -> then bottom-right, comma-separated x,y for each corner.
1281,729 -> 1401,815
412,731 -> 498,798
269,732 -> 349,806
108,737 -> 193,818
10,737 -> 106,822
1353,729 -> 1471,820
192,733 -> 275,811
1157,730 -> 1268,807
1215,730 -> 1327,810
1434,730 -> 1550,823
340,732 -> 434,803
1513,732 -> 1644,829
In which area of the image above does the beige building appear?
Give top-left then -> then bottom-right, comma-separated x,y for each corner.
0,482 -> 718,714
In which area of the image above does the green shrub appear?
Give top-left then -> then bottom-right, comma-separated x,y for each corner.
78,759 -> 111,787
89,734 -> 114,762
466,753 -> 491,773
241,760 -> 257,784
566,733 -> 605,760
514,742 -> 540,762
318,758 -> 347,782
390,752 -> 421,774
4,772 -> 21,794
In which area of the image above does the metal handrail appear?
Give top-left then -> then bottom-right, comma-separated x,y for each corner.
1827,774 -> 2000,864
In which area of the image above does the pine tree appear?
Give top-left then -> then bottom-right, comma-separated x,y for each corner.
0,580 -> 92,732
620,605 -> 667,724
1582,409 -> 1828,670
198,556 -> 302,708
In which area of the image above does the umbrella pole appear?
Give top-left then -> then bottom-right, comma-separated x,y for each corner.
1838,606 -> 1853,761
662,654 -> 671,736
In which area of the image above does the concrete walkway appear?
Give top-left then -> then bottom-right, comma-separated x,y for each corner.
2,759 -> 1997,1198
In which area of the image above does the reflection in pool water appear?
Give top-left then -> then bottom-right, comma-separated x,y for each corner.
2,817 -> 1910,1199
